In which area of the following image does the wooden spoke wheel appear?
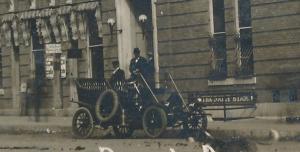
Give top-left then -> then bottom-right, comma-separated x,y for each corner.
142,106 -> 167,138
183,111 -> 207,138
72,107 -> 94,139
113,124 -> 134,138
113,109 -> 134,138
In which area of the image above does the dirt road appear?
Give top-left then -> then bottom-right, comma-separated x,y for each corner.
0,134 -> 299,152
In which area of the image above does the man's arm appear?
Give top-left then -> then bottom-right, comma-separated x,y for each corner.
129,59 -> 134,73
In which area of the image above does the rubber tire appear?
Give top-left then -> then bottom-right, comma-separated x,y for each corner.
142,106 -> 167,138
95,89 -> 119,122
72,107 -> 94,139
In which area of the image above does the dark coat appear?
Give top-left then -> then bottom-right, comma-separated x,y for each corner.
129,56 -> 149,78
110,68 -> 125,83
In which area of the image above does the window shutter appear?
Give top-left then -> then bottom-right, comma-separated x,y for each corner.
12,18 -> 19,46
77,13 -> 87,40
59,16 -> 69,42
2,23 -> 12,47
95,7 -> 103,38
70,11 -> 78,40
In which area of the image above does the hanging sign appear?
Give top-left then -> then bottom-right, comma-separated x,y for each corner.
45,43 -> 62,54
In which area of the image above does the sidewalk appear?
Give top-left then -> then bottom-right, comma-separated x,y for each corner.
208,118 -> 300,140
0,116 -> 71,135
0,116 -> 299,140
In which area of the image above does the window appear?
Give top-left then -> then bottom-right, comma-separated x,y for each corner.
209,0 -> 227,80
235,0 -> 254,77
289,88 -> 298,102
272,90 -> 280,103
87,11 -> 104,80
0,49 -> 2,88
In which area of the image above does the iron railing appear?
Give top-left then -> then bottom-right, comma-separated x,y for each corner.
235,28 -> 254,77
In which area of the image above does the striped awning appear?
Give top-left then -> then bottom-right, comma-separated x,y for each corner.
19,10 -> 41,20
2,1 -> 101,21
1,13 -> 15,22
40,8 -> 54,18
75,2 -> 99,11
57,5 -> 72,15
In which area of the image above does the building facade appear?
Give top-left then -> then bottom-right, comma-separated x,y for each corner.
0,0 -> 299,117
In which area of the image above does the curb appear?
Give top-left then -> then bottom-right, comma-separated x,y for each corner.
1,125 -> 299,141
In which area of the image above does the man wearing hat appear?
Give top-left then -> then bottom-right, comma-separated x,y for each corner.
110,61 -> 125,86
129,48 -> 149,80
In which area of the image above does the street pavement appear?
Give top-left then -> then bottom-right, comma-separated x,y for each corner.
0,134 -> 300,152
0,116 -> 299,140
0,116 -> 300,152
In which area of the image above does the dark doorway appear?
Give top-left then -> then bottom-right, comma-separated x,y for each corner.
87,11 -> 104,80
91,47 -> 104,80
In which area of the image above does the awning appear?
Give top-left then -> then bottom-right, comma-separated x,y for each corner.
57,6 -> 72,15
40,8 -> 54,18
59,16 -> 69,42
76,2 -> 99,11
50,15 -> 61,43
19,10 -> 40,20
39,18 -> 52,44
1,13 -> 15,22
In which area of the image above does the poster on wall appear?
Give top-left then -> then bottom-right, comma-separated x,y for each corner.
60,55 -> 67,78
45,55 -> 54,79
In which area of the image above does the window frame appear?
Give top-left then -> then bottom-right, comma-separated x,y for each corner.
208,0 -> 227,80
86,11 -> 104,79
234,0 -> 254,77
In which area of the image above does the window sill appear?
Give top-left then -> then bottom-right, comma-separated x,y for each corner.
208,77 -> 256,86
0,89 -> 4,96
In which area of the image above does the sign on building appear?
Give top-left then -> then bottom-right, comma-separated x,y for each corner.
190,92 -> 256,106
45,44 -> 62,54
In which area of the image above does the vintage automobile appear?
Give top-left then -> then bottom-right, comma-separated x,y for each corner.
71,72 -> 208,139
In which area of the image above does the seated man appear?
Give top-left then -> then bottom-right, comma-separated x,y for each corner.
110,61 -> 125,90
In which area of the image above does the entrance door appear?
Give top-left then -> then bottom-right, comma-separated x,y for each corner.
132,0 -> 153,56
115,0 -> 154,78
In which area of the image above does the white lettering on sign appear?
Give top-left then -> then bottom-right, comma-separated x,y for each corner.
45,44 -> 62,54
98,146 -> 114,152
